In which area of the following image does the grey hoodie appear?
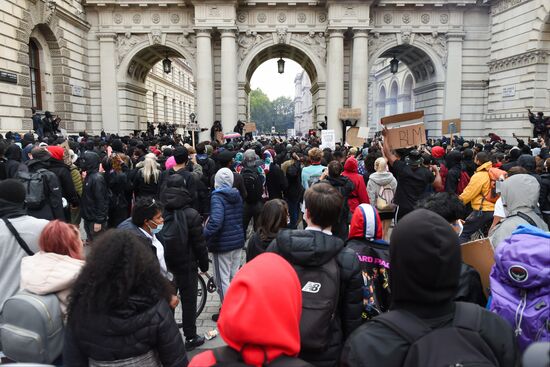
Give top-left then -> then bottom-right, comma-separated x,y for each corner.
490,174 -> 548,248
367,171 -> 398,206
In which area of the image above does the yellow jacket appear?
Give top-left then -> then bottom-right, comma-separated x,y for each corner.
459,161 -> 495,211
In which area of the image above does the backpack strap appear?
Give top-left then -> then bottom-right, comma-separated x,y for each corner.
514,212 -> 538,227
452,302 -> 482,332
2,218 -> 34,256
373,309 -> 433,344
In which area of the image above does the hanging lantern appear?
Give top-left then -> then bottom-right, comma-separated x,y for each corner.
162,57 -> 172,74
390,56 -> 399,74
277,57 -> 285,74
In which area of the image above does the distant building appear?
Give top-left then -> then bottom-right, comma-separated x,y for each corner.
293,71 -> 313,136
145,58 -> 195,131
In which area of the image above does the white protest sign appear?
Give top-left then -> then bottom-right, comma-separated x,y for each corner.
321,129 -> 336,150
357,126 -> 371,139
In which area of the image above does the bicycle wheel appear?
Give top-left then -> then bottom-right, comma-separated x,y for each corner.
196,273 -> 207,317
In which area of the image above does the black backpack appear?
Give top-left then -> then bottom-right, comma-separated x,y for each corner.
198,158 -> 216,188
242,167 -> 263,203
17,169 -> 49,209
374,302 -> 499,367
293,257 -> 340,352
212,346 -> 312,367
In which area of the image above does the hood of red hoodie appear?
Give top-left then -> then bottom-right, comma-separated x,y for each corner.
344,157 -> 358,173
348,203 -> 384,241
47,146 -> 65,161
218,253 -> 302,366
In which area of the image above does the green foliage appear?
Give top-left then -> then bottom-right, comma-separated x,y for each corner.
250,88 -> 294,133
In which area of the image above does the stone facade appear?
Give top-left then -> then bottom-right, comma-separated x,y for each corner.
293,70 -> 313,136
0,0 -> 548,142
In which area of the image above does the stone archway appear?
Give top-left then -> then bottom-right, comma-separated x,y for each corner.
238,32 -> 327,133
102,36 -> 197,133
368,34 -> 448,134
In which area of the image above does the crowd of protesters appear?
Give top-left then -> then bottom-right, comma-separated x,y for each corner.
0,120 -> 549,366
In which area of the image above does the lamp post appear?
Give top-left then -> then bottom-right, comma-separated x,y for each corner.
390,56 -> 399,74
162,56 -> 172,74
277,57 -> 285,74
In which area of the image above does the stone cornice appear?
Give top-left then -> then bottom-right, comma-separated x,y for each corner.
488,49 -> 548,73
490,0 -> 528,15
117,82 -> 148,95
55,4 -> 91,30
413,81 -> 445,94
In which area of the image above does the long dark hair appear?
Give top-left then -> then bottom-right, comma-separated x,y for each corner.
257,199 -> 288,242
67,230 -> 173,322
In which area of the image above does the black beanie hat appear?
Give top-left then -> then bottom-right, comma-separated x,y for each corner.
389,209 -> 461,308
0,179 -> 27,203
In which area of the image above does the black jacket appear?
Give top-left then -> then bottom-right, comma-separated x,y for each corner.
160,184 -> 209,275
80,152 -> 108,223
267,229 -> 363,367
47,158 -> 79,206
540,173 -> 550,213
323,176 -> 354,241
159,166 -> 198,210
63,297 -> 187,367
266,163 -> 288,199
132,169 -> 160,199
25,159 -> 65,221
245,231 -> 274,262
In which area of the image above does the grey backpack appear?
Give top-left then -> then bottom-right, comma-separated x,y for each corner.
0,290 -> 64,364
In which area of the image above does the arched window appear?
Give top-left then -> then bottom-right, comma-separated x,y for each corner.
29,39 -> 42,110
377,86 -> 386,122
389,81 -> 398,115
403,74 -> 414,112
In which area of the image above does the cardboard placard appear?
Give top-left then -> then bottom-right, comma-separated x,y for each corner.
339,108 -> 361,120
442,119 -> 462,135
321,130 -> 336,150
385,123 -> 427,149
461,238 -> 495,298
244,123 -> 256,133
381,111 -> 424,125
215,131 -> 224,144
186,123 -> 200,132
346,127 -> 366,147
357,126 -> 371,139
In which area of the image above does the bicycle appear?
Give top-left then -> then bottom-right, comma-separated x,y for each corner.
176,271 -> 217,328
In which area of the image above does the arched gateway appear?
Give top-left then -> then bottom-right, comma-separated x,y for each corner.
3,0 -> 550,141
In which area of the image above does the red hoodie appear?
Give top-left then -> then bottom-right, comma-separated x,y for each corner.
189,253 -> 303,367
342,157 -> 369,215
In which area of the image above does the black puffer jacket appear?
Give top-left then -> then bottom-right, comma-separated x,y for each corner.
160,176 -> 209,275
266,163 -> 288,199
80,151 -> 108,224
267,229 -> 363,367
25,159 -> 65,221
323,176 -> 354,241
63,297 -> 187,367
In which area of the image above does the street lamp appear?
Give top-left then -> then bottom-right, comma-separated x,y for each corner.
162,56 -> 172,74
277,57 -> 285,74
390,56 -> 399,74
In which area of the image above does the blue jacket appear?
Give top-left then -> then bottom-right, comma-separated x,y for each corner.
203,188 -> 244,253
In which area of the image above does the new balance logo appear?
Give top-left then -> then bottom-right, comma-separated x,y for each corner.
302,281 -> 321,293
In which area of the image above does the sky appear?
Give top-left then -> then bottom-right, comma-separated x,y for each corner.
249,58 -> 304,101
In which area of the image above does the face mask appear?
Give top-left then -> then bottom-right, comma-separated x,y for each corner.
149,220 -> 163,235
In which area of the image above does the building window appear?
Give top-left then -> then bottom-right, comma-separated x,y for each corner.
163,96 -> 168,122
172,99 -> 176,123
29,39 -> 42,110
153,92 -> 158,121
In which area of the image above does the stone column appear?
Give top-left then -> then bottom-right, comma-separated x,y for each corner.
444,33 -> 465,119
326,29 -> 345,142
220,29 -> 238,127
351,29 -> 369,127
98,33 -> 119,132
195,29 -> 214,139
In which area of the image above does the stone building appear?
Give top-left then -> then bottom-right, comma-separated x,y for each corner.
293,70 -> 313,136
0,0 -> 548,142
145,58 -> 195,131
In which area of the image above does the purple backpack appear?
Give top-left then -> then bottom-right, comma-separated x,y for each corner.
489,225 -> 550,351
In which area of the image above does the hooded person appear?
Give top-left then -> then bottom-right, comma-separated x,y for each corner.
5,144 -> 27,178
189,253 -> 313,367
342,156 -> 370,216
47,145 -> 79,212
366,157 -> 397,240
80,150 -> 108,241
444,150 -> 463,194
346,204 -> 391,321
204,168 -> 245,317
340,209 -> 518,367
0,179 -> 49,307
25,147 -> 65,221
160,174 -> 209,351
490,174 -> 548,248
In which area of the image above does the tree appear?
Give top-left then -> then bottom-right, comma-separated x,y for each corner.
250,88 -> 295,133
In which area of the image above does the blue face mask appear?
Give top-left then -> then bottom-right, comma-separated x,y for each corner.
149,221 -> 163,235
